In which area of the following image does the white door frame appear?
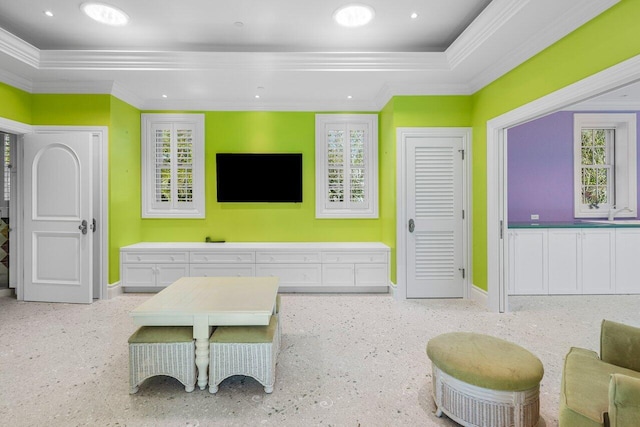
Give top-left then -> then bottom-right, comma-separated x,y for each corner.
396,127 -> 472,300
0,117 -> 109,300
487,54 -> 640,312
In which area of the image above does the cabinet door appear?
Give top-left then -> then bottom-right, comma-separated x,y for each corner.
581,230 -> 614,294
322,264 -> 354,286
615,229 -> 640,294
189,264 -> 255,278
509,230 -> 547,295
156,264 -> 189,287
355,264 -> 388,286
548,230 -> 581,294
122,263 -> 156,287
255,264 -> 321,286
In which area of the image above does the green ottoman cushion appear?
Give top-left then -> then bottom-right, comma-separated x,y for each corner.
210,315 -> 278,344
427,332 -> 544,391
128,326 -> 194,344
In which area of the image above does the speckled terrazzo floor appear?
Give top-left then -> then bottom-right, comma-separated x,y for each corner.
1,293 -> 639,427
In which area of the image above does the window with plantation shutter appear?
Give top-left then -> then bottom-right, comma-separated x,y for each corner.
573,113 -> 637,219
316,114 -> 378,218
142,114 -> 204,218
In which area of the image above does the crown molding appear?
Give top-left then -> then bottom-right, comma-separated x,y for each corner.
33,80 -> 116,94
564,99 -> 640,112
0,67 -> 32,92
373,82 -> 472,110
139,97 -> 381,112
446,0 -> 530,70
38,50 -> 449,72
0,27 -> 39,68
467,0 -> 620,93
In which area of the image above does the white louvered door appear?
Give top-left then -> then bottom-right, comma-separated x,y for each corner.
406,136 -> 464,298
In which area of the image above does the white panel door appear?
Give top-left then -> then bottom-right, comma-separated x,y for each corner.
23,133 -> 93,303
406,137 -> 464,298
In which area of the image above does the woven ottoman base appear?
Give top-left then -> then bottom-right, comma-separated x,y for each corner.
432,364 -> 540,427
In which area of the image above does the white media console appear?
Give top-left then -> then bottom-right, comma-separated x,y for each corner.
120,242 -> 390,293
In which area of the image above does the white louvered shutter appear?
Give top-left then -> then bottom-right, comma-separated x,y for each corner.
407,137 -> 463,298
143,114 -> 204,218
317,117 -> 376,217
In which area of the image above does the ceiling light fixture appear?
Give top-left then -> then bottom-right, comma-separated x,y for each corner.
81,2 -> 129,26
411,12 -> 419,19
44,10 -> 54,17
333,4 -> 375,28
255,95 -> 260,99
162,94 -> 168,98
347,95 -> 353,99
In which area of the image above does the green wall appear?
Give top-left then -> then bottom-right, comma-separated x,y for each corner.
470,0 -> 640,291
109,97 -> 142,281
1,0 -> 639,290
139,111 -> 384,244
379,96 -> 473,282
0,82 -> 32,123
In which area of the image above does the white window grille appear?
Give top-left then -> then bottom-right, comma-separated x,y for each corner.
574,113 -> 637,218
142,114 -> 205,218
315,114 -> 378,218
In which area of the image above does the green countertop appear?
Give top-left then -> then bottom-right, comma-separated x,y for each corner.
509,221 -> 640,229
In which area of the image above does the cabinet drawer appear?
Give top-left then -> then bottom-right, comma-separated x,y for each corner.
322,264 -> 354,286
256,251 -> 321,264
122,251 -> 188,264
355,264 -> 388,286
321,251 -> 387,264
122,264 -> 156,287
190,251 -> 255,263
255,264 -> 321,286
189,264 -> 255,277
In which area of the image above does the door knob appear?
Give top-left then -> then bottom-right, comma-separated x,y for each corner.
78,219 -> 88,235
408,219 -> 415,233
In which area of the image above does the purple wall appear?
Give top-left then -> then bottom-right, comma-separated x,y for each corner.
507,111 -> 640,222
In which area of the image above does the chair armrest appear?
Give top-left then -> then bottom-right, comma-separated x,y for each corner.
609,374 -> 640,427
601,320 -> 640,371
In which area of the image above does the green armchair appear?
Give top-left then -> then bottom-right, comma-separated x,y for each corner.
559,320 -> 640,426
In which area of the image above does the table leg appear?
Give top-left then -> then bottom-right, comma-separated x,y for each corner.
193,318 -> 210,390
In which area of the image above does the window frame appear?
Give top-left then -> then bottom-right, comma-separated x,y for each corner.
315,114 -> 378,219
141,113 -> 205,218
573,113 -> 637,219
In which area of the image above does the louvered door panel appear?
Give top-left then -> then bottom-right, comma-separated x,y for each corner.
407,138 -> 463,298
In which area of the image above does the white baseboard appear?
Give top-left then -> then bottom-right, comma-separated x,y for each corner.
107,282 -> 122,299
0,288 -> 13,297
389,282 -> 397,299
470,284 -> 488,307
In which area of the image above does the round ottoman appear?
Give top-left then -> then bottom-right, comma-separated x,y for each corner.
426,332 -> 544,427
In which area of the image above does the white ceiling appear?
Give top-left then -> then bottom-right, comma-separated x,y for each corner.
0,0 -> 621,111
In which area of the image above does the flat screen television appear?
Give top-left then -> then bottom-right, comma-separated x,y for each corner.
216,153 -> 303,202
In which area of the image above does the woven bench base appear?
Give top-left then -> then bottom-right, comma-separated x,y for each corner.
129,341 -> 196,394
432,365 -> 540,427
208,341 -> 276,393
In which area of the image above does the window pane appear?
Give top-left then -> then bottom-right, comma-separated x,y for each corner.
594,129 -> 606,146
581,148 -> 594,165
593,147 -> 606,165
581,130 -> 593,147
582,186 -> 596,205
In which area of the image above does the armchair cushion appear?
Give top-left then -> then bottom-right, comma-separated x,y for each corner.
609,374 -> 640,427
561,347 -> 640,424
601,320 -> 640,372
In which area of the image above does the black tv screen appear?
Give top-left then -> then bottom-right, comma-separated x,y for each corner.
216,153 -> 303,202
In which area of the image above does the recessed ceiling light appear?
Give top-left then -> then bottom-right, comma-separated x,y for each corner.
81,2 -> 129,26
411,12 -> 419,19
333,4 -> 375,28
255,95 -> 260,99
234,21 -> 244,28
347,95 -> 353,99
44,10 -> 54,17
162,94 -> 168,98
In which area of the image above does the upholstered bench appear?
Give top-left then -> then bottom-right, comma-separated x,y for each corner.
209,314 -> 279,394
426,332 -> 544,427
128,326 -> 196,394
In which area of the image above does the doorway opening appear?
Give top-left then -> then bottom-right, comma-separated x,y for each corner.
0,132 -> 15,296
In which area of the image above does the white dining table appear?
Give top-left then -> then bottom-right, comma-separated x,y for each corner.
130,276 -> 279,390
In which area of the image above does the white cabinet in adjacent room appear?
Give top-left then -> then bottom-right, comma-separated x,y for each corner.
548,229 -> 581,295
508,230 -> 547,295
615,229 -> 640,294
581,230 -> 615,294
